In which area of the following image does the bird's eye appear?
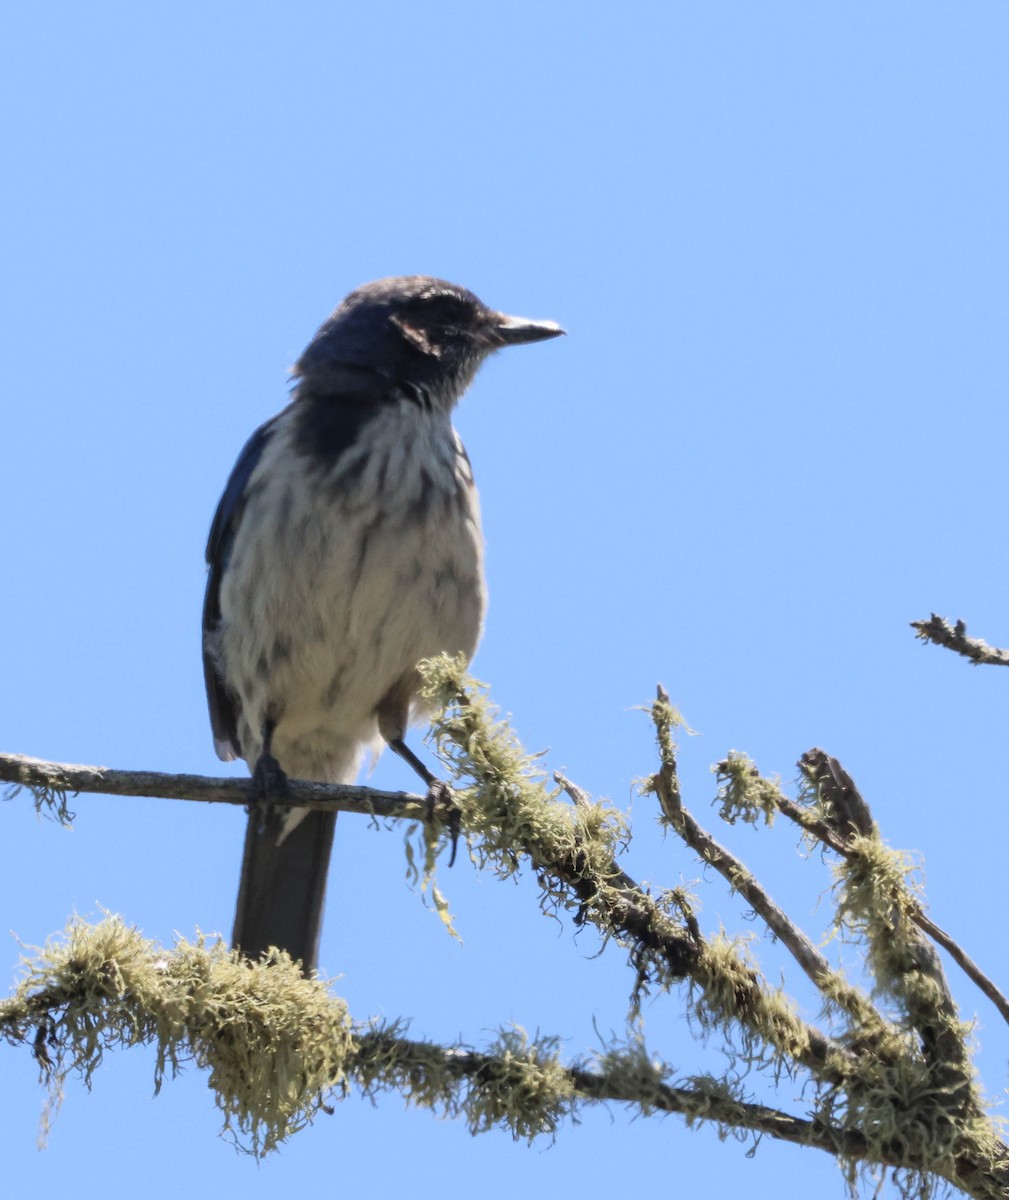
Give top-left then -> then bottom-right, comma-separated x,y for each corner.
422,295 -> 471,327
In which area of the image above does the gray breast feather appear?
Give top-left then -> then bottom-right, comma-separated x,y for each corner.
209,401 -> 486,784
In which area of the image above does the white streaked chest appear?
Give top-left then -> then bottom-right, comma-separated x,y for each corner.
217,399 -> 486,736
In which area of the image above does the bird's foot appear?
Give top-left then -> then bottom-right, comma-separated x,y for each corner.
385,736 -> 462,865
251,751 -> 289,801
425,778 -> 462,868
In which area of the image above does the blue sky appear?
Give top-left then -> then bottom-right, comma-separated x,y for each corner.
3,5 -> 1009,1197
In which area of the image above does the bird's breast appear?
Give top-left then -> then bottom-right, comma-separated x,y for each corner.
215,403 -> 486,777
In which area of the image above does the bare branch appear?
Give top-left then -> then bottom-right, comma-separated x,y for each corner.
0,751 -> 431,821
915,913 -> 1009,1028
912,614 -> 1009,667
553,770 -> 592,808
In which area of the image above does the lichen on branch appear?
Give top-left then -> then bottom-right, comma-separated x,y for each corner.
3,659 -> 1009,1197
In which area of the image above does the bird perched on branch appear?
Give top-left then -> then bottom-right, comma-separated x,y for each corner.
202,276 -> 564,974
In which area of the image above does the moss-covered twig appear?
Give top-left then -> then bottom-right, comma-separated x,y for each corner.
912,615 -> 1009,667
785,750 -> 1009,1029
795,751 -> 989,1139
421,657 -> 702,987
421,667 -> 861,1089
646,691 -> 857,1082
570,685 -> 854,1084
0,917 -> 868,1165
645,707 -> 1009,1199
8,664 -> 1009,1196
6,917 -> 1008,1197
651,737 -> 888,1034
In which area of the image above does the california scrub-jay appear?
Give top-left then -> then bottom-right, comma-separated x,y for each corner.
202,276 -> 563,973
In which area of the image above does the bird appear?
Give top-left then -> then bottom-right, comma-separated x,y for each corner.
202,275 -> 564,974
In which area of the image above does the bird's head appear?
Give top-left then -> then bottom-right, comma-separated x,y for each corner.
294,276 -> 564,407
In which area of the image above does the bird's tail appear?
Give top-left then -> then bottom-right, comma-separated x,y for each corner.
232,807 -> 337,975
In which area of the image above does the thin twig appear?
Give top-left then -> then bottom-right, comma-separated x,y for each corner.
565,1062 -> 866,1158
0,752 -> 430,820
652,765 -> 887,1031
648,689 -> 857,1082
912,614 -> 1009,667
915,913 -> 1009,1027
553,771 -> 592,808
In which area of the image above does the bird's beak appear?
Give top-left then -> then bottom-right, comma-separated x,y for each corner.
490,313 -> 566,346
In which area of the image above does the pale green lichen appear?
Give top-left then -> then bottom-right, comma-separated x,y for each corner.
9,912 -> 998,1193
5,779 -> 75,826
639,690 -> 686,814
2,916 -> 353,1155
416,655 -> 629,921
831,834 -> 926,986
1,921 -> 579,1153
352,1022 -> 575,1141
6,673 -> 1006,1196
690,934 -> 819,1075
462,1028 -> 574,1140
713,752 -> 782,827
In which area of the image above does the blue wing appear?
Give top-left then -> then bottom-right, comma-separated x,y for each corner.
202,414 -> 280,761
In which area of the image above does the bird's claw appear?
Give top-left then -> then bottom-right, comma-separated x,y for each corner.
253,751 -> 289,797
424,779 -> 462,867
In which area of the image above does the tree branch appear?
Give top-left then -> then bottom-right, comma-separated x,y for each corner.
645,690 -> 857,1084
912,614 -> 1009,667
913,912 -> 1009,1028
0,751 -> 431,820
657,754 -> 888,1034
7,662 -> 1009,1196
782,749 -> 1009,1031
7,915 -> 1007,1197
0,748 -> 719,1060
791,745 -> 1000,1155
0,915 -> 909,1172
